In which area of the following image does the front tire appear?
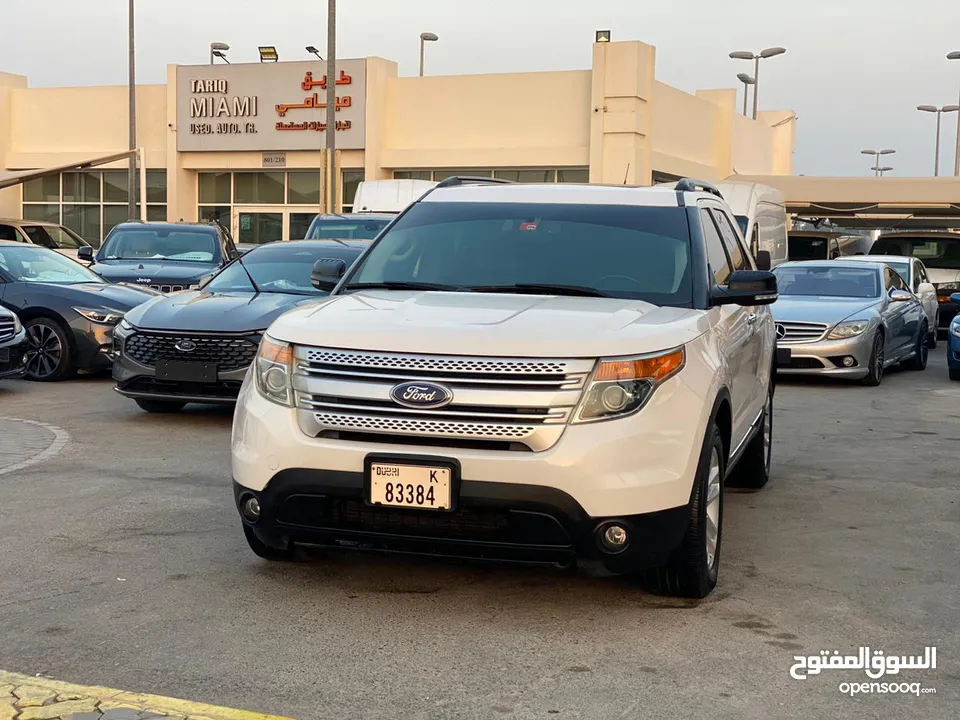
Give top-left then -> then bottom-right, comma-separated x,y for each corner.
903,322 -> 929,371
135,398 -> 186,413
727,384 -> 773,490
950,368 -> 960,381
644,423 -> 724,599
24,317 -> 75,382
861,331 -> 885,386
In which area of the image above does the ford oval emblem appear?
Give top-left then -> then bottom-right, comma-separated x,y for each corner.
175,339 -> 198,353
390,381 -> 453,409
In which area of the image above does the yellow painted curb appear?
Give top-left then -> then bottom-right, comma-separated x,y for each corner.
0,670 -> 293,720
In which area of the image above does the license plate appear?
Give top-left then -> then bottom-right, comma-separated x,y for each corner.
368,462 -> 453,511
155,359 -> 217,383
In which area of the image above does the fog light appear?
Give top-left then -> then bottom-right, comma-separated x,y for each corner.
241,496 -> 261,522
599,524 -> 629,553
843,356 -> 855,367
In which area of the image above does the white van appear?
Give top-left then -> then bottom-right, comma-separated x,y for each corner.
715,182 -> 788,267
352,179 -> 437,214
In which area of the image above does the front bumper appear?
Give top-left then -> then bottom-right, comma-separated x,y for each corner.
776,333 -> 873,378
0,331 -> 28,380
948,327 -> 960,369
113,351 -> 248,404
68,317 -> 115,372
234,474 -> 689,572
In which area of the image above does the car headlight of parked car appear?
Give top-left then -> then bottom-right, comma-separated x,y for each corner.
951,323 -> 960,338
74,307 -> 125,325
255,336 -> 294,407
937,282 -> 959,292
828,319 -> 870,340
11,314 -> 21,334
573,347 -> 685,424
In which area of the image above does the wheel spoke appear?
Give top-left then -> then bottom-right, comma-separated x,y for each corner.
707,482 -> 721,504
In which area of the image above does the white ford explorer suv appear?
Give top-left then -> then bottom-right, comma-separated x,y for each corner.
232,177 -> 780,598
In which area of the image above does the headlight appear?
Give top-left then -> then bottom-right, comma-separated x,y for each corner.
828,320 -> 870,339
951,324 -> 960,338
255,336 -> 294,407
118,318 -> 134,332
937,282 -> 959,292
73,307 -> 124,325
12,314 -> 21,334
573,347 -> 685,424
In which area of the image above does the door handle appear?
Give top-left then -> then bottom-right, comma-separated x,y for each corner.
746,313 -> 758,325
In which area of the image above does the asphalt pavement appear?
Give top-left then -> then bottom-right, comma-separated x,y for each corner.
0,351 -> 957,719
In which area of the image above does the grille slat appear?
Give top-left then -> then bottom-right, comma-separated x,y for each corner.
124,333 -> 258,370
148,284 -> 186,293
312,412 -> 538,440
775,321 -> 829,344
298,396 -> 567,422
0,317 -> 15,343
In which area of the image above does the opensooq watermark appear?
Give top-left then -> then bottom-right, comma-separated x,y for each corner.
789,646 -> 938,697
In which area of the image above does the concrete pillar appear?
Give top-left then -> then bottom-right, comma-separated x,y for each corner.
166,64 -> 196,221
0,73 -> 28,217
589,41 -> 655,186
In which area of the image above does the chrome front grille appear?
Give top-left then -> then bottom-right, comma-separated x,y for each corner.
0,316 -> 15,343
775,321 -> 829,344
124,332 -> 259,370
294,347 -> 595,451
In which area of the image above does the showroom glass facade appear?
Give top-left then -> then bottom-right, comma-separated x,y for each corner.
20,170 -> 167,247
197,169 -> 365,243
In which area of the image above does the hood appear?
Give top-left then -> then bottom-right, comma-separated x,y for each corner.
36,282 -> 157,310
925,267 -> 960,286
127,290 -> 323,332
92,260 -> 217,285
772,295 -> 879,324
266,291 -> 707,358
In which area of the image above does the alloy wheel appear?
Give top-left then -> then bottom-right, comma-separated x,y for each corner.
25,322 -> 63,380
874,336 -> 884,381
705,447 -> 722,570
762,392 -> 773,472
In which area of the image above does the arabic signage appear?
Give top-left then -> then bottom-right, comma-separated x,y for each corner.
175,59 -> 366,152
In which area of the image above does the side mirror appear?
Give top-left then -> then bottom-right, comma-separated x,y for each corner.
951,292 -> 960,304
917,282 -> 935,295
755,250 -> 772,271
77,246 -> 94,263
311,258 -> 347,291
889,289 -> 913,303
711,270 -> 779,307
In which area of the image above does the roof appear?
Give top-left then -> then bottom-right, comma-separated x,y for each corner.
312,213 -> 394,221
246,238 -> 370,253
842,255 -> 913,264
421,183 -> 693,207
877,230 -> 960,239
788,230 -> 861,239
0,218 -> 63,227
110,221 -> 219,232
778,259 -> 886,270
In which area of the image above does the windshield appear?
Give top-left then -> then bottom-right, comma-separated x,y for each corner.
0,245 -> 102,284
307,217 -> 391,240
870,236 -> 960,269
100,228 -> 219,262
206,243 -> 364,295
22,225 -> 87,250
345,202 -> 693,305
734,215 -> 749,236
789,237 -> 829,261
774,266 -> 880,298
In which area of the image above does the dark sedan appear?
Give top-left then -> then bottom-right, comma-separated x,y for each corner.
0,242 -> 158,380
114,239 -> 369,412
80,221 -> 239,293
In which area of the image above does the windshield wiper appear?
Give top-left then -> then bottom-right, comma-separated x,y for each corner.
467,283 -> 615,298
236,257 -> 260,294
343,281 -> 463,292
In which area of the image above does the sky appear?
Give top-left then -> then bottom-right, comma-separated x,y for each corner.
3,0 -> 960,177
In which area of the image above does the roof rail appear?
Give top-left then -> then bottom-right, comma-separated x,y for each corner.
675,178 -> 724,201
434,176 -> 515,189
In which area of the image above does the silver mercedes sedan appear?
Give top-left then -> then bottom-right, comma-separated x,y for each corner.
772,260 -> 929,385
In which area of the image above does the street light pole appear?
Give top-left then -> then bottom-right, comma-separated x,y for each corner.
917,105 -> 960,177
737,73 -> 755,117
127,0 -> 137,221
948,52 -> 960,176
861,148 -> 895,177
326,0 -> 336,213
419,33 -> 439,77
729,47 -> 786,120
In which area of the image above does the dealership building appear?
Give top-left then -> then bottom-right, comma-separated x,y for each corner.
0,39 -> 796,246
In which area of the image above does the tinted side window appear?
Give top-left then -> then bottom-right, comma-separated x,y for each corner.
891,271 -> 908,291
0,225 -> 17,242
916,262 -> 927,286
711,209 -> 748,271
700,209 -> 731,284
